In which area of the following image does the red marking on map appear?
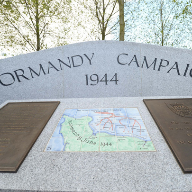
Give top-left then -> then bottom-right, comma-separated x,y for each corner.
95,112 -> 141,135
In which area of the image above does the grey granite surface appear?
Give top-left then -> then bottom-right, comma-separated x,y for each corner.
0,96 -> 192,192
1,41 -> 192,105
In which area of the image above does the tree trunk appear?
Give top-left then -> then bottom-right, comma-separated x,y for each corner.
118,0 -> 125,41
102,0 -> 105,40
35,0 -> 40,51
160,0 -> 164,46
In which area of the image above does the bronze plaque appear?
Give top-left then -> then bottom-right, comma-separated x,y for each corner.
0,101 -> 60,173
144,99 -> 192,173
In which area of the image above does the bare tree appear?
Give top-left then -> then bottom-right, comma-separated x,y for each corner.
84,0 -> 118,40
0,0 -> 71,52
139,0 -> 185,46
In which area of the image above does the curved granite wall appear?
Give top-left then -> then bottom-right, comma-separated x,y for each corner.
1,40 -> 192,104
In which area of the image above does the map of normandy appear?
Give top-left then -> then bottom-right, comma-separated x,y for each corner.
45,108 -> 155,152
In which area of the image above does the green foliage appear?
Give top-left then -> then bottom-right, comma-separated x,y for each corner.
1,0 -> 192,56
0,0 -> 71,53
117,0 -> 192,49
83,0 -> 118,40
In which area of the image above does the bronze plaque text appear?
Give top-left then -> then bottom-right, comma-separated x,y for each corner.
0,101 -> 60,172
144,99 -> 192,173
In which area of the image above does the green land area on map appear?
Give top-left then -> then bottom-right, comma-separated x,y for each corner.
60,115 -> 155,152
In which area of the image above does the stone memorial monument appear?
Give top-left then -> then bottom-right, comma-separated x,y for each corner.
1,40 -> 192,104
1,41 -> 192,191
